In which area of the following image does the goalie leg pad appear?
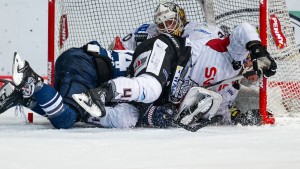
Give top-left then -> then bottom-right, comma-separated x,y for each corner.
174,87 -> 222,131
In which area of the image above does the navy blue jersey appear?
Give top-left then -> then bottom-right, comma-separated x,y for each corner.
54,42 -> 133,117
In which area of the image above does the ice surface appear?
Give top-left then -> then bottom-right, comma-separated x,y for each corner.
1,0 -> 300,168
1,108 -> 300,169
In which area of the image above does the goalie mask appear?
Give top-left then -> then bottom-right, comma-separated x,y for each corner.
154,2 -> 187,36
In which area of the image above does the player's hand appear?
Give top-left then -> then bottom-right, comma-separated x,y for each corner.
246,40 -> 277,78
141,103 -> 177,128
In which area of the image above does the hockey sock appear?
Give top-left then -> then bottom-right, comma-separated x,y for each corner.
28,101 -> 47,116
33,83 -> 78,129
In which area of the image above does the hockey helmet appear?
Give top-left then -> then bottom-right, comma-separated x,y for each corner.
154,2 -> 187,36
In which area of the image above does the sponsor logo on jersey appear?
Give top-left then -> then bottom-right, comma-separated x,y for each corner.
169,66 -> 183,103
134,51 -> 151,76
163,69 -> 169,80
146,39 -> 167,76
193,29 -> 211,35
270,14 -> 287,49
227,88 -> 234,96
135,33 -> 148,42
135,24 -> 150,33
163,33 -> 180,48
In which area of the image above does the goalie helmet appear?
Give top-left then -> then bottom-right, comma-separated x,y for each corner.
154,2 -> 187,36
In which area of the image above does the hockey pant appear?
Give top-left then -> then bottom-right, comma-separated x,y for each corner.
86,103 -> 139,128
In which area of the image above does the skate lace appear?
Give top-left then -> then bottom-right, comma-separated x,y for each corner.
14,104 -> 28,123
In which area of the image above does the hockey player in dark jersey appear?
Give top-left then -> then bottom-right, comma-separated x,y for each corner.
0,41 -> 135,129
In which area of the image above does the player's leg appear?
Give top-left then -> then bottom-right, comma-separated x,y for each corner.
85,103 -> 139,128
13,52 -> 78,129
0,78 -> 46,116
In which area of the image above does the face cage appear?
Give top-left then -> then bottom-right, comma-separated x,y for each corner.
156,15 -> 182,35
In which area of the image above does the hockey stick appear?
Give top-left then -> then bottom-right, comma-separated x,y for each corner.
205,72 -> 251,89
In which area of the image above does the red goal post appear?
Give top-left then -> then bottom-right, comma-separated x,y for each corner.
48,0 -> 300,123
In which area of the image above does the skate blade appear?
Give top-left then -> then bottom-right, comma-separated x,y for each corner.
72,93 -> 103,117
12,52 -> 25,86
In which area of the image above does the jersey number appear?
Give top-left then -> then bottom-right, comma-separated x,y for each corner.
115,53 -> 132,71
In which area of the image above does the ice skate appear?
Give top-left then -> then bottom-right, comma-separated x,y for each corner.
0,79 -> 31,114
73,84 -> 112,118
12,52 -> 43,98
72,90 -> 106,118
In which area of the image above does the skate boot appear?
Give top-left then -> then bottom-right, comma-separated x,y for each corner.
0,79 -> 32,114
72,83 -> 114,118
12,52 -> 43,98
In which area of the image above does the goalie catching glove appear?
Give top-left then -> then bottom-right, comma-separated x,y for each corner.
246,40 -> 277,78
139,103 -> 178,128
173,87 -> 223,132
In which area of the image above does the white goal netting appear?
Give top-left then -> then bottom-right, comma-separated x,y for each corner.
51,0 -> 300,117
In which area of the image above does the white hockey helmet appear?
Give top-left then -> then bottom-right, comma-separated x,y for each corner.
154,2 -> 187,36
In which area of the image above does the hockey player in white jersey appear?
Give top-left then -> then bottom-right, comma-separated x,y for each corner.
73,21 -> 277,131
109,1 -> 224,51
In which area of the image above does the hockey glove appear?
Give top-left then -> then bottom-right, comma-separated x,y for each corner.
246,40 -> 277,78
140,103 -> 178,128
231,109 -> 273,126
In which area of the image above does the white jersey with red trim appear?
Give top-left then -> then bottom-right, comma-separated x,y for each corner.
121,21 -> 224,50
176,22 -> 260,121
181,21 -> 224,43
110,22 -> 260,125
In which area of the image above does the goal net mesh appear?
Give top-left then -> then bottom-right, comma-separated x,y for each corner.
53,0 -> 300,116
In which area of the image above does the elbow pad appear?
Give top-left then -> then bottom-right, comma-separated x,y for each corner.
134,74 -> 162,103
111,74 -> 162,103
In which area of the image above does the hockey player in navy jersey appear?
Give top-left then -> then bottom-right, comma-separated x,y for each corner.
0,41 -> 137,129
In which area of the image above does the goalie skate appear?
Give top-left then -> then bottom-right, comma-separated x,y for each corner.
72,92 -> 105,117
12,52 -> 43,98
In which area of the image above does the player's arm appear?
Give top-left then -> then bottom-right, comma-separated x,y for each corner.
107,34 -> 177,103
229,22 -> 277,77
72,34 -> 179,117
